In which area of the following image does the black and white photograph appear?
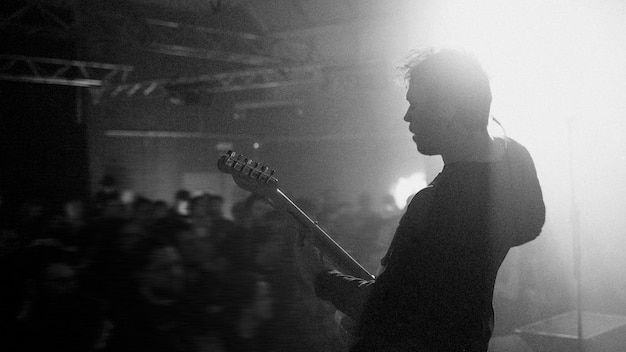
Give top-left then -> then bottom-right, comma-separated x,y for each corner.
1,1 -> 626,351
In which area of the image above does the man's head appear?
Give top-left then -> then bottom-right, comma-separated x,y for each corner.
22,246 -> 78,301
190,194 -> 210,218
206,194 -> 225,218
153,218 -> 211,266
63,198 -> 84,221
402,49 -> 492,155
244,194 -> 273,223
100,175 -> 118,193
131,237 -> 185,303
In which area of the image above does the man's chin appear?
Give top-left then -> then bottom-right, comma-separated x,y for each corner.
413,137 -> 433,154
416,144 -> 437,156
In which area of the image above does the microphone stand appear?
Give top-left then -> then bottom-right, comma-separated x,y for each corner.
566,118 -> 584,352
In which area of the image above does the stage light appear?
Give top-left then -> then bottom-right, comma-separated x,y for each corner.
393,0 -> 626,128
390,171 -> 428,210
418,0 -> 626,313
380,0 -> 626,311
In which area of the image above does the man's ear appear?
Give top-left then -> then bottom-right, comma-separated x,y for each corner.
437,100 -> 458,123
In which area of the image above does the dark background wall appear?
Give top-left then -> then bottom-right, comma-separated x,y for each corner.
0,3 -> 90,210
0,81 -> 90,208
86,74 -> 425,209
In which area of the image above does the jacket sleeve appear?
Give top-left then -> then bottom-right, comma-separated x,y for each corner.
314,269 -> 374,321
505,139 -> 546,247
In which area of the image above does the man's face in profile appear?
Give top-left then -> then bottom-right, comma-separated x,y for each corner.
404,79 -> 449,156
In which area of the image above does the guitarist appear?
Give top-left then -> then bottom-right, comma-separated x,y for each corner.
308,48 -> 546,352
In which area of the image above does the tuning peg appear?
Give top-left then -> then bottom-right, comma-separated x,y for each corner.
233,155 -> 246,171
249,162 -> 261,178
241,158 -> 254,175
258,172 -> 268,183
267,170 -> 278,184
258,166 -> 269,180
224,151 -> 238,167
258,166 -> 274,183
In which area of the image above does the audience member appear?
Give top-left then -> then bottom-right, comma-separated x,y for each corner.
10,244 -> 108,352
0,176 -> 550,352
105,236 -> 200,352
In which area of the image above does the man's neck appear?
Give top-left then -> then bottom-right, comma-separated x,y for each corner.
442,132 -> 504,164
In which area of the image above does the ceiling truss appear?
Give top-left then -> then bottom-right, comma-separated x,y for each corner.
94,12 -> 312,66
0,1 -> 382,102
0,2 -> 312,66
91,64 -> 321,103
0,54 -> 134,87
0,1 -> 74,38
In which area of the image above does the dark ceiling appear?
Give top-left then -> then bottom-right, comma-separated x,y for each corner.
0,0 -> 411,140
1,0 -> 407,81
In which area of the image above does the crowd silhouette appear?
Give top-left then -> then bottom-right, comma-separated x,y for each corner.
0,175 -> 402,352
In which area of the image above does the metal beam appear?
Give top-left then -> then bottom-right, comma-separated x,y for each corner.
104,130 -> 254,140
92,65 -> 320,102
270,13 -> 409,39
93,59 -> 392,103
0,55 -> 134,87
0,2 -> 312,65
0,2 -> 75,37
92,12 -> 312,65
259,132 -> 407,143
233,99 -> 305,111
104,129 -> 405,144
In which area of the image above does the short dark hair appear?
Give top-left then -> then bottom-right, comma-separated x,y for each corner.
401,48 -> 492,129
175,189 -> 191,200
207,194 -> 224,203
21,245 -> 77,280
244,193 -> 267,211
149,217 -> 192,245
127,235 -> 174,272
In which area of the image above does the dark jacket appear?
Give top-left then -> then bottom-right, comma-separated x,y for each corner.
316,137 -> 545,352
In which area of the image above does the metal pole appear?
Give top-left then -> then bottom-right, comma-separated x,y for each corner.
566,118 -> 584,352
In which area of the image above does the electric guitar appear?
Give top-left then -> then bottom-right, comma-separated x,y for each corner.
217,151 -> 374,280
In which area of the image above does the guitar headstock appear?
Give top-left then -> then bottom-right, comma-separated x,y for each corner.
217,151 -> 279,197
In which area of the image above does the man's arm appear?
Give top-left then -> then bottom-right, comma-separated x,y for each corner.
314,269 -> 374,321
292,229 -> 374,321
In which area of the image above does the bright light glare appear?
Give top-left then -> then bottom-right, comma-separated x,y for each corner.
416,0 -> 626,308
390,171 -> 428,209
382,0 -> 626,307
404,0 -> 626,133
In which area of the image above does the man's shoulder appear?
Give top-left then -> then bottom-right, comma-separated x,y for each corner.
399,186 -> 436,224
497,136 -> 531,155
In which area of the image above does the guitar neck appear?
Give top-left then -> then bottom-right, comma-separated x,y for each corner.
216,151 -> 373,280
269,188 -> 374,280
